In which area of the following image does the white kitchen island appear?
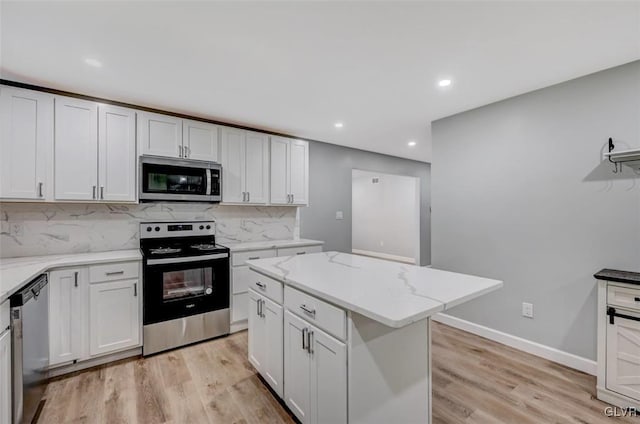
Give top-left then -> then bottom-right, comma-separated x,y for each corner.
246,251 -> 502,424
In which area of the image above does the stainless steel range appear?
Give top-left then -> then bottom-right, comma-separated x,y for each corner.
140,221 -> 230,356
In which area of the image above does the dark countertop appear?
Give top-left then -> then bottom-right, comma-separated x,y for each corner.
594,268 -> 640,285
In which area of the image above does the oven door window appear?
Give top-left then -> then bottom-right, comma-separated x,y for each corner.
163,267 -> 212,301
143,163 -> 208,195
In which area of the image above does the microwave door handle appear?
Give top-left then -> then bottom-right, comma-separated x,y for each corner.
206,169 -> 212,195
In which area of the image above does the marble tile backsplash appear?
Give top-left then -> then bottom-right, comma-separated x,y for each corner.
0,202 -> 299,258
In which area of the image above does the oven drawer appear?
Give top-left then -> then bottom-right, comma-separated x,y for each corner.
90,261 -> 140,283
285,286 -> 346,340
232,249 -> 276,267
248,270 -> 283,304
608,284 -> 640,311
277,245 -> 322,257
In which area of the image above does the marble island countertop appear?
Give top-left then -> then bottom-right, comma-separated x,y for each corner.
247,251 -> 503,328
221,238 -> 324,252
0,250 -> 142,303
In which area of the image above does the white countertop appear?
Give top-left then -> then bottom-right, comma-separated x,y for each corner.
221,238 -> 324,252
0,250 -> 142,303
247,251 -> 503,328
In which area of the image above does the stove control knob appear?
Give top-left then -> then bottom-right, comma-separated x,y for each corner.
155,226 -> 160,232
146,226 -> 152,232
206,225 -> 211,230
205,288 -> 213,295
199,225 -> 204,230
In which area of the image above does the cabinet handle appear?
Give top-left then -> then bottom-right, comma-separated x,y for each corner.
302,327 -> 307,350
38,182 -> 43,198
185,146 -> 190,157
291,194 -> 294,204
179,145 -> 183,157
307,330 -> 314,354
100,186 -> 104,200
255,281 -> 266,290
247,192 -> 250,202
300,304 -> 316,317
74,271 -> 78,287
242,192 -> 246,202
248,256 -> 260,260
106,270 -> 125,276
634,297 -> 640,302
296,251 -> 306,255
134,283 -> 137,297
260,299 -> 265,317
92,185 -> 96,199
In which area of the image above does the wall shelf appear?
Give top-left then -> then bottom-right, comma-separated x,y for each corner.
603,148 -> 640,163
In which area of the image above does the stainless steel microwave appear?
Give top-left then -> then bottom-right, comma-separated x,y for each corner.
139,156 -> 222,202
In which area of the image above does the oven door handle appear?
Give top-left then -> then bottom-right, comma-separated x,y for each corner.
146,253 -> 228,266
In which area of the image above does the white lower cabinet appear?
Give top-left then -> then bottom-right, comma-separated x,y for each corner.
0,328 -> 11,424
49,261 -> 141,369
49,268 -> 86,365
89,279 -> 140,356
248,290 -> 283,397
283,310 -> 347,424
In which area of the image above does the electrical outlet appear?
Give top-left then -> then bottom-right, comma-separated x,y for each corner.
522,302 -> 534,319
335,211 -> 344,220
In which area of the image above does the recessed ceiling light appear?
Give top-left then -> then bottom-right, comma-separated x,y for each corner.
438,79 -> 452,87
334,122 -> 344,128
84,58 -> 103,68
408,140 -> 417,147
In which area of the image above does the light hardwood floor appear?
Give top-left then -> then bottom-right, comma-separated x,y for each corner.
38,322 -> 632,423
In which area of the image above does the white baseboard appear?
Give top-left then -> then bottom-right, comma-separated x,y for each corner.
351,249 -> 415,264
432,313 -> 597,376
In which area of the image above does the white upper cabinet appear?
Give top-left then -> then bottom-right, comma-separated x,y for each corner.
220,127 -> 269,204
183,119 -> 219,162
138,111 -> 183,158
55,96 -> 137,202
99,105 -> 136,202
270,136 -> 309,206
0,86 -> 53,200
139,113 -> 220,161
54,97 -> 99,200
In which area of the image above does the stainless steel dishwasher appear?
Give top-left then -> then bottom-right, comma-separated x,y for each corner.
10,274 -> 49,424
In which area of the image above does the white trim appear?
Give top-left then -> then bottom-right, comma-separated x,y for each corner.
351,249 -> 415,264
433,313 -> 597,376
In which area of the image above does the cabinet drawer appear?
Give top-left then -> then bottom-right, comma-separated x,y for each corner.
285,286 -> 346,340
0,301 -> 9,331
232,249 -> 276,266
89,261 -> 139,283
608,284 -> 640,311
249,270 -> 283,304
232,292 -> 249,322
277,245 -> 322,257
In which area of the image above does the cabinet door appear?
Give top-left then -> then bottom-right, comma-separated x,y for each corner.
183,119 -> 219,162
270,136 -> 290,205
248,290 -> 266,372
263,296 -> 284,398
220,127 -> 245,203
54,97 -> 98,200
284,310 -> 311,423
0,330 -> 11,424
49,268 -> 85,365
310,325 -> 347,424
138,112 -> 182,158
289,139 -> 309,205
244,131 -> 269,204
606,312 -> 640,400
98,105 -> 136,202
0,86 -> 52,200
89,279 -> 140,356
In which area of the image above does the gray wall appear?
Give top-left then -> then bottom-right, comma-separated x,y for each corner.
300,141 -> 431,266
431,60 -> 640,360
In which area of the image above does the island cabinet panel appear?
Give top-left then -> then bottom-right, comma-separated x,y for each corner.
283,310 -> 347,424
248,290 -> 283,397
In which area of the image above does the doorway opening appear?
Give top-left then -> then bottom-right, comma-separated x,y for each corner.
351,169 -> 420,264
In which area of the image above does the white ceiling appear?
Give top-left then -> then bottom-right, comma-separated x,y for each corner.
1,1 -> 639,163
